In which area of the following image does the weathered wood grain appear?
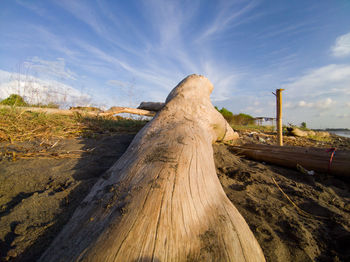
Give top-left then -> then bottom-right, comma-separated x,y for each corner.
39,74 -> 264,262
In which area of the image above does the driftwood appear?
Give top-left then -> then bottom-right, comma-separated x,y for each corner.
230,144 -> 350,177
286,127 -> 330,138
39,75 -> 264,262
0,105 -> 155,117
138,101 -> 165,112
103,106 -> 156,117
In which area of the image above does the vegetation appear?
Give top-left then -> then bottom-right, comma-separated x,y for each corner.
0,94 -> 29,107
0,107 -> 148,142
29,102 -> 60,108
215,107 -> 255,125
299,122 -> 310,131
0,94 -> 59,108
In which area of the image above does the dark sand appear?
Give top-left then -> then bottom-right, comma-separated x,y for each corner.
1,134 -> 349,261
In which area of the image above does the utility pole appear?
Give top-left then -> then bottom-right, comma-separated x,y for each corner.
273,89 -> 285,146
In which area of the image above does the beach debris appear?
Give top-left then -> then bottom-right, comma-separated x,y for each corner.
272,177 -> 328,219
296,163 -> 315,175
258,136 -> 266,143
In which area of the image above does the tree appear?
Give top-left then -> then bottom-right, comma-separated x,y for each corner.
0,94 -> 28,107
39,75 -> 265,262
300,122 -> 307,129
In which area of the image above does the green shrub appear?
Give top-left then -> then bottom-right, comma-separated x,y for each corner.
215,107 -> 255,125
235,113 -> 255,125
299,122 -> 309,131
0,94 -> 29,107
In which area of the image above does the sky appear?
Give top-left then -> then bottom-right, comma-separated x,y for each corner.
1,0 -> 350,128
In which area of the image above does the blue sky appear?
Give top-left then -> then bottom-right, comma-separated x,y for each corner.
1,0 -> 350,128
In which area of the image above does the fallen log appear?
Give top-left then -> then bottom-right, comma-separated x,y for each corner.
39,75 -> 264,262
0,105 -> 156,117
230,144 -> 350,177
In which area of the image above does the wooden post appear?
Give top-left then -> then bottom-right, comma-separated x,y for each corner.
275,89 -> 284,146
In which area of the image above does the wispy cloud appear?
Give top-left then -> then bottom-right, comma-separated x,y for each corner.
331,32 -> 350,57
198,0 -> 259,40
15,0 -> 51,19
255,21 -> 318,40
282,64 -> 350,98
24,57 -> 77,80
29,25 -> 78,57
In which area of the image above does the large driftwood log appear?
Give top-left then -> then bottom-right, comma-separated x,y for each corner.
39,75 -> 264,262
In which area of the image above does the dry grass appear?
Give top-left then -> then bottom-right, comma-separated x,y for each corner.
0,107 -> 148,142
231,124 -> 275,133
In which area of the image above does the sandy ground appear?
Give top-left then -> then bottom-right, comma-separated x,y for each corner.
0,133 -> 349,261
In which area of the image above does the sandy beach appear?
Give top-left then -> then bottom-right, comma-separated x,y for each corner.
0,130 -> 349,261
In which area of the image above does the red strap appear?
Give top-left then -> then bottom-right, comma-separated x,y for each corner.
326,148 -> 336,173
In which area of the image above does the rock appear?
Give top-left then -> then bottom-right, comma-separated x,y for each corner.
287,127 -> 308,137
258,137 -> 266,143
287,127 -> 317,137
308,131 -> 316,136
137,102 -> 164,111
317,131 -> 330,137
248,132 -> 258,137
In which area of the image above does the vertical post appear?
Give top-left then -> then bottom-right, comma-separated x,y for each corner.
276,89 -> 285,146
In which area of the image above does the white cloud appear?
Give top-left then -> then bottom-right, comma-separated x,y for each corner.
332,32 -> 350,57
0,70 -> 90,107
281,63 -> 350,128
346,102 -> 350,108
314,98 -> 335,109
298,100 -> 313,108
283,64 -> 350,98
291,98 -> 335,110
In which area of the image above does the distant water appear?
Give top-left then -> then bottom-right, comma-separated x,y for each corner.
329,130 -> 350,138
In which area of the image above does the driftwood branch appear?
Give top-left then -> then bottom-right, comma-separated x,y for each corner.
103,106 -> 156,117
0,105 -> 156,117
39,75 -> 263,262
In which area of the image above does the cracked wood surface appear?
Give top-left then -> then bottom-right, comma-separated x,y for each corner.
39,75 -> 265,262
